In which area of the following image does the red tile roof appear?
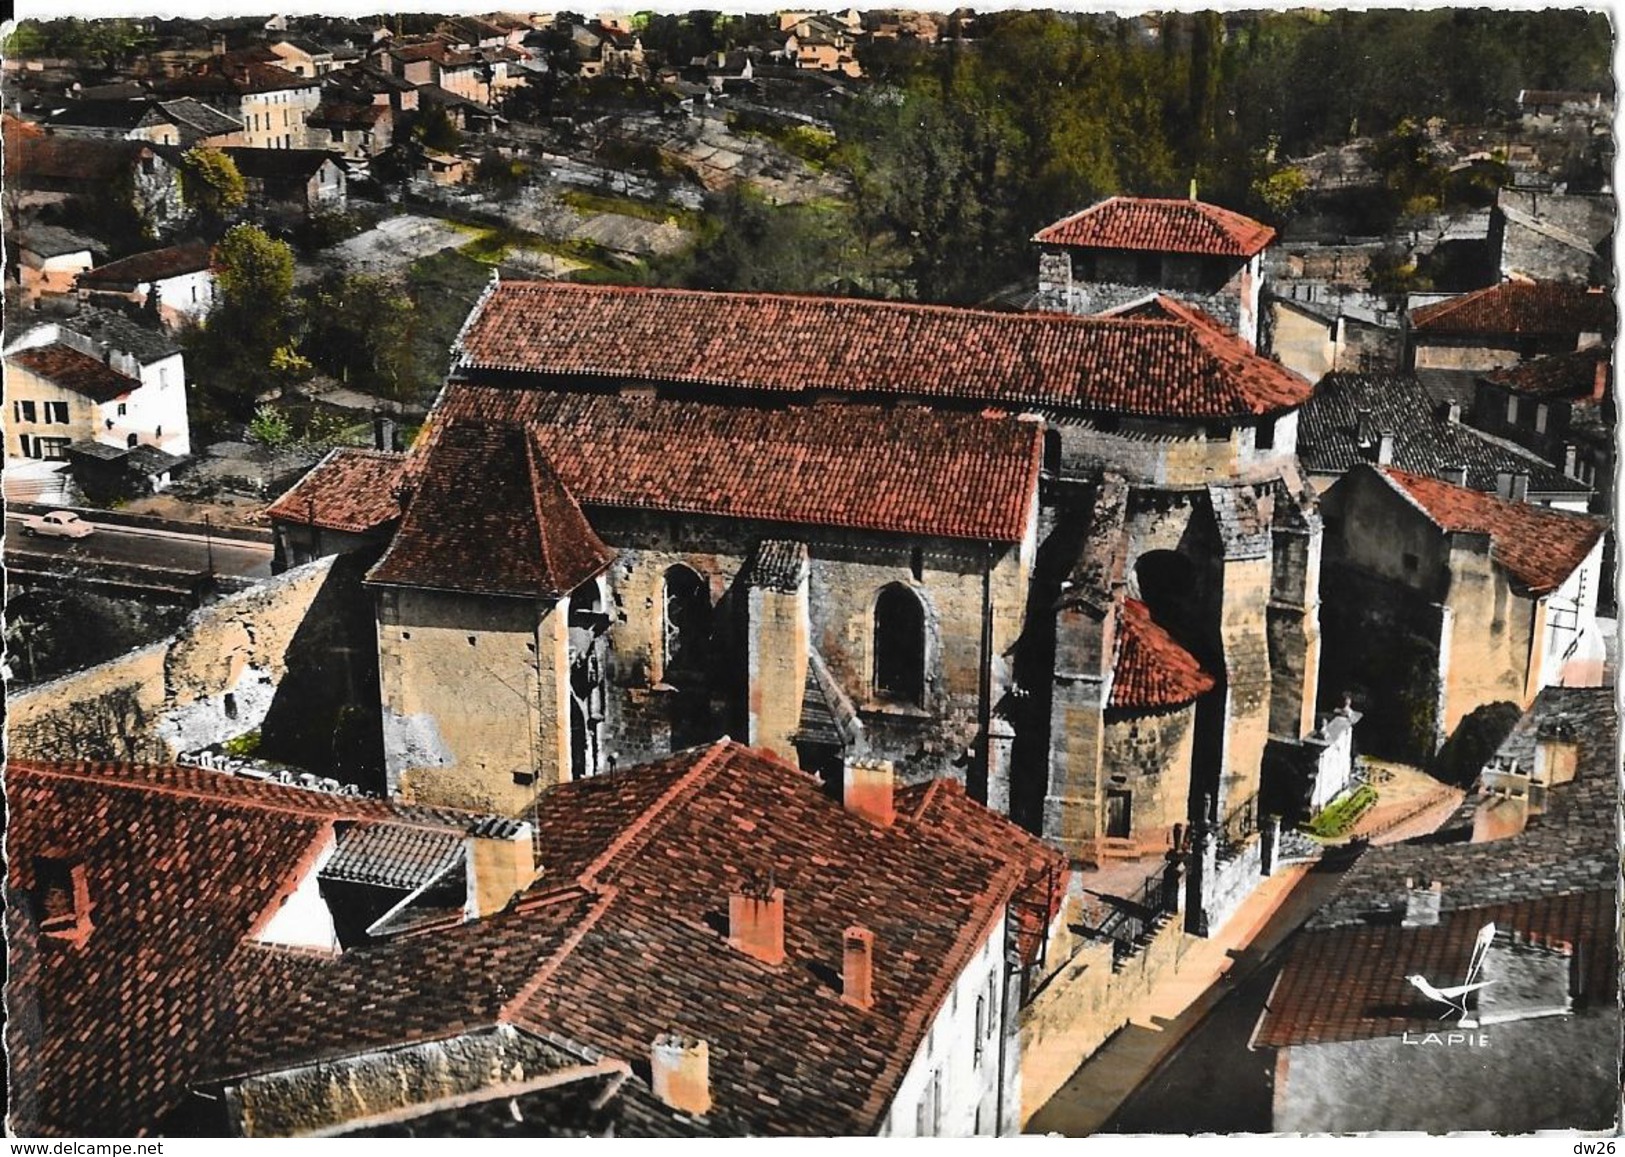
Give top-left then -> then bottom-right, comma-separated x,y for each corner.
1379,467 -> 1605,594
77,241 -> 214,291
1253,889 -> 1614,1049
453,281 -> 1313,419
1032,196 -> 1276,257
264,447 -> 408,534
1410,281 -> 1614,336
6,342 -> 139,403
1110,598 -> 1215,710
3,758 -> 475,1137
12,746 -> 1066,1137
430,387 -> 1045,543
368,420 -> 615,598
1482,346 -> 1611,401
5,124 -> 153,185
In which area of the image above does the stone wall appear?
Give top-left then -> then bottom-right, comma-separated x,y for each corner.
9,557 -> 338,765
1188,830 -> 1264,937
1099,703 -> 1197,855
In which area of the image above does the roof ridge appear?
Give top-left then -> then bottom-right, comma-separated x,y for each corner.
5,759 -> 460,829
578,741 -> 735,887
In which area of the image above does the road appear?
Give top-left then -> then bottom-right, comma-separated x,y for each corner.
5,513 -> 275,581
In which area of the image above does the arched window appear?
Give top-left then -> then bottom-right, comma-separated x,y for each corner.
873,584 -> 925,705
662,565 -> 710,679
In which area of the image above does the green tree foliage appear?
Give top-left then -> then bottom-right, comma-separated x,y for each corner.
3,18 -> 154,68
248,405 -> 294,448
187,225 -> 299,425
301,273 -> 415,396
413,106 -> 461,154
655,184 -> 851,295
178,147 -> 247,230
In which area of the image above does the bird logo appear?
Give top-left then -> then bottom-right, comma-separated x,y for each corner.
1406,922 -> 1496,1028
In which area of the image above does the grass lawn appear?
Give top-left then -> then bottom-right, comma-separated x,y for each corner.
1305,783 -> 1380,840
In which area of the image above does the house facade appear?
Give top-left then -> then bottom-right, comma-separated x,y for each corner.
157,52 -> 325,151
1318,465 -> 1606,755
75,240 -> 217,328
3,311 -> 192,469
1406,280 -> 1613,373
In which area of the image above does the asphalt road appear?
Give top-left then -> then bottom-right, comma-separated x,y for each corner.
5,513 -> 275,581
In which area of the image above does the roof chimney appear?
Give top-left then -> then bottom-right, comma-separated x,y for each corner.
1443,399 -> 1461,424
1401,878 -> 1443,927
1496,470 -> 1515,499
1535,716 -> 1580,787
728,879 -> 785,966
1593,356 -> 1608,401
464,817 -> 536,920
373,413 -> 397,452
650,1033 -> 711,1117
1510,471 -> 1529,502
1564,444 -> 1579,477
1447,464 -> 1469,486
843,758 -> 896,827
1355,407 -> 1376,448
1376,432 -> 1395,466
841,926 -> 875,1010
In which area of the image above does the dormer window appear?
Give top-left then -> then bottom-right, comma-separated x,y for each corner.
34,856 -> 93,943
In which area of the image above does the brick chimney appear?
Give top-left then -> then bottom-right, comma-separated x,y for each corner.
728,881 -> 785,966
464,817 -> 536,920
650,1033 -> 711,1116
842,926 -> 875,1009
843,758 -> 896,827
1401,878 -> 1443,927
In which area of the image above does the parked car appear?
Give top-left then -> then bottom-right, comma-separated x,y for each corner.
19,510 -> 95,539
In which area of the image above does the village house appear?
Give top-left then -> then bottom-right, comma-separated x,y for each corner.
220,146 -> 347,218
780,14 -> 863,78
1405,279 -> 1614,373
379,37 -> 507,105
3,308 -> 192,498
75,239 -> 216,329
322,61 -> 420,116
155,50 -> 325,151
3,116 -> 187,240
265,36 -> 338,79
1296,371 -> 1594,510
1263,286 -> 1403,383
1252,685 -> 1617,1133
6,743 -> 1066,1137
1033,196 -> 1276,348
1468,347 -> 1614,504
1318,465 -> 1606,756
306,98 -> 393,160
266,445 -> 409,572
45,96 -> 245,150
14,224 -> 99,307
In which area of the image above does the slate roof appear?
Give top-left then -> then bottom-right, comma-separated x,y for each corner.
321,822 -> 464,890
17,224 -> 99,259
428,386 -> 1045,544
1298,372 -> 1587,497
1482,346 -> 1611,401
155,97 -> 243,137
1379,467 -> 1605,594
159,56 -> 321,97
46,99 -> 152,132
3,759 -> 476,1137
1033,196 -> 1276,257
1410,281 -> 1614,336
221,147 -> 343,181
452,281 -> 1314,420
367,420 -> 615,599
6,343 -> 139,403
1254,686 -> 1617,1049
77,241 -> 213,290
1109,598 -> 1215,710
264,447 -> 408,534
66,306 -> 183,364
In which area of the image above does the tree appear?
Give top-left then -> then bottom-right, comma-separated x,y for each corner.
413,106 -> 461,154
191,225 -> 300,421
301,273 -> 414,395
178,147 -> 247,231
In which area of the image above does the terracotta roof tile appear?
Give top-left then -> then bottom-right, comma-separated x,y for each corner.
77,241 -> 213,290
1110,598 -> 1215,710
3,759 -> 475,1137
264,447 -> 408,534
1254,890 -> 1615,1049
453,281 -> 1313,419
1033,196 -> 1275,257
1482,346 -> 1611,400
1410,281 -> 1614,336
1379,466 -> 1605,593
368,420 -> 614,598
321,823 -> 464,890
5,126 -> 153,184
6,342 -> 139,403
429,387 -> 1044,543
